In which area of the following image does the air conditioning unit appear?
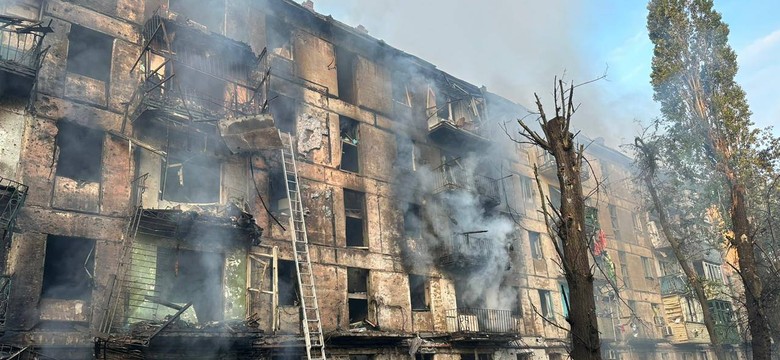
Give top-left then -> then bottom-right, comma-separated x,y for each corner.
662,326 -> 674,336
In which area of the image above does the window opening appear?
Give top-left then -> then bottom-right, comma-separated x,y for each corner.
340,116 -> 360,173
335,47 -> 356,103
409,274 -> 430,311
155,247 -> 224,322
529,231 -> 542,260
55,121 -> 104,183
268,92 -> 296,134
277,259 -> 299,306
67,24 -> 113,82
344,189 -> 365,247
41,235 -> 95,301
162,147 -> 221,203
538,289 -> 554,320
404,203 -> 422,239
347,267 -> 369,323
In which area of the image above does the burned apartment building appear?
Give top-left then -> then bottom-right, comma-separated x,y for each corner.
0,0 -> 745,359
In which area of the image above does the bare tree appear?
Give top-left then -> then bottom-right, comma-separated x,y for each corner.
517,79 -> 601,360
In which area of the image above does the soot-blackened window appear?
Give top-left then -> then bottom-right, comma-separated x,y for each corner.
55,121 -> 104,182
344,189 -> 365,247
347,267 -> 368,323
403,203 -> 422,239
268,92 -> 297,135
409,274 -> 430,311
278,259 -> 299,306
155,247 -> 224,323
41,235 -> 95,301
336,47 -> 356,104
162,148 -> 221,203
67,24 -> 113,82
269,170 -> 289,213
339,116 -> 360,173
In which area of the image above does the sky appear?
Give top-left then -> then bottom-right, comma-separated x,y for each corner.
310,0 -> 780,148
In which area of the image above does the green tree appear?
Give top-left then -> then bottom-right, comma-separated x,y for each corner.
646,0 -> 773,358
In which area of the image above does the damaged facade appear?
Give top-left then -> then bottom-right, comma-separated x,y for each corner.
0,0 -> 744,359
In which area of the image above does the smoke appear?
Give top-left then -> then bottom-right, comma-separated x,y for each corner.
312,0 -> 658,148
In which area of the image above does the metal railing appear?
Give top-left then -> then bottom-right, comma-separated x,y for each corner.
445,308 -> 520,334
0,275 -> 10,327
431,162 -> 500,205
536,152 -> 590,181
0,177 -> 28,233
438,234 -> 491,268
660,274 -> 688,295
0,20 -> 47,77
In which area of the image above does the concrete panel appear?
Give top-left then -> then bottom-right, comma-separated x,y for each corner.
354,55 -> 391,115
64,73 -> 107,107
100,136 -> 132,216
0,102 -> 26,178
293,31 -> 337,97
51,176 -> 100,213
370,271 -> 411,332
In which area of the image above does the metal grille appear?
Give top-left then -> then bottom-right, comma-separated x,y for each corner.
0,19 -> 46,77
445,308 -> 520,334
0,176 -> 28,234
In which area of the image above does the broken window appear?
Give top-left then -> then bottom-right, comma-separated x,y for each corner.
529,231 -> 542,260
435,91 -> 452,120
395,137 -> 417,171
548,185 -> 561,212
277,259 -> 299,306
560,282 -> 570,318
518,175 -> 534,206
336,47 -> 356,103
403,203 -> 422,239
41,235 -> 95,301
619,251 -> 631,288
266,16 -> 293,60
347,267 -> 369,323
344,189 -> 365,247
161,146 -> 221,204
538,289 -> 554,320
269,170 -> 289,213
409,274 -> 430,311
55,121 -> 104,183
609,205 -> 621,241
268,92 -> 296,135
67,24 -> 113,82
155,247 -> 224,323
340,116 -> 360,173
392,74 -> 411,107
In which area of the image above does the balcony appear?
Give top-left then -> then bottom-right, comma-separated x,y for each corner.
431,161 -> 500,208
660,274 -> 688,295
0,176 -> 28,237
0,274 -> 9,327
123,8 -> 271,142
536,152 -> 590,181
438,234 -> 492,271
427,117 -> 491,151
0,16 -> 50,94
445,308 -> 521,334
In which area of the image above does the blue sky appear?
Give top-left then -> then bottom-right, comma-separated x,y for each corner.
312,0 -> 779,146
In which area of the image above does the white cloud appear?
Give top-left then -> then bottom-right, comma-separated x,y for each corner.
740,28 -> 780,65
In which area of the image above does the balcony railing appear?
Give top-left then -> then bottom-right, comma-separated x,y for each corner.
0,176 -> 28,234
536,152 -> 590,181
0,275 -> 10,327
445,308 -> 520,334
0,17 -> 48,78
431,162 -> 500,207
438,234 -> 491,270
660,274 -> 688,295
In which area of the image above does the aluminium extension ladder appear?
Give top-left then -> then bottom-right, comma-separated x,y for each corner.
280,134 -> 327,360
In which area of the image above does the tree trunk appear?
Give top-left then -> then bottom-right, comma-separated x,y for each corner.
545,117 -> 601,360
729,176 -> 772,359
635,142 -> 725,360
